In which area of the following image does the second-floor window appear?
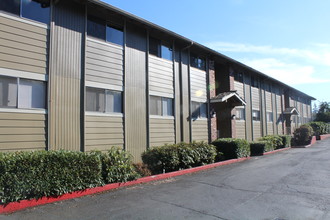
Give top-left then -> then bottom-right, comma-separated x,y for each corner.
0,0 -> 50,24
86,87 -> 122,113
149,37 -> 173,61
87,15 -> 124,46
191,102 -> 207,119
150,96 -> 173,116
190,54 -> 206,71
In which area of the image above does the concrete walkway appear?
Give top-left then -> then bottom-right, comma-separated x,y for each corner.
3,138 -> 330,220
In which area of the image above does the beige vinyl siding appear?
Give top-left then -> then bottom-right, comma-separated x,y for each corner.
276,94 -> 283,134
267,123 -> 274,135
265,91 -> 272,111
236,121 -> 246,139
0,15 -> 48,74
251,87 -> 260,109
85,115 -> 124,151
244,75 -> 252,141
192,119 -> 208,142
253,121 -> 261,140
181,52 -> 190,142
149,118 -> 175,147
85,39 -> 124,88
0,112 -> 46,151
234,81 -> 244,98
149,55 -> 174,98
190,67 -> 207,102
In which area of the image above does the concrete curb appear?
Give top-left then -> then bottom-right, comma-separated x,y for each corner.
263,147 -> 291,155
292,136 -> 317,148
0,157 -> 250,214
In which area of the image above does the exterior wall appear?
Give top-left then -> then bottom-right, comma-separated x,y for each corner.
180,51 -> 190,142
85,115 -> 124,151
149,117 -> 175,147
124,25 -> 147,161
234,80 -> 246,139
174,50 -> 181,143
0,112 -> 46,151
48,1 -> 84,151
0,15 -> 48,74
275,88 -> 284,135
265,91 -> 274,135
251,86 -> 261,140
0,13 -> 48,150
244,74 -> 252,141
209,63 -> 217,141
190,67 -> 208,142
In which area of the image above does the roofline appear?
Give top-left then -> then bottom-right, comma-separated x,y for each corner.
87,0 -> 316,100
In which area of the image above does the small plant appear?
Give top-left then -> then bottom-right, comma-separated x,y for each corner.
250,141 -> 271,155
279,135 -> 292,148
258,135 -> 283,150
293,124 -> 313,146
133,163 -> 152,177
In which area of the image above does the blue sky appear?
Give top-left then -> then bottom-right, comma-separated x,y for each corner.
104,0 -> 330,105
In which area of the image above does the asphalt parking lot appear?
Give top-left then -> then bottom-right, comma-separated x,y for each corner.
3,138 -> 330,220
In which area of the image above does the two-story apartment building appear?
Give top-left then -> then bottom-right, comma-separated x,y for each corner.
0,0 -> 315,160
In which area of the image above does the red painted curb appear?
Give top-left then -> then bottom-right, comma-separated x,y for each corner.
319,134 -> 330,140
263,147 -> 291,155
0,157 -> 250,214
292,136 -> 317,148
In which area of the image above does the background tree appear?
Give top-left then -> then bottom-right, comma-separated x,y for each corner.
315,101 -> 330,122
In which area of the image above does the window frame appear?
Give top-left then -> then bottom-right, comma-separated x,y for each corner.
191,101 -> 207,119
149,37 -> 173,61
252,110 -> 260,121
85,87 -> 123,114
234,72 -> 244,83
190,54 -> 206,71
236,108 -> 245,121
149,95 -> 174,117
266,112 -> 273,123
0,75 -> 47,111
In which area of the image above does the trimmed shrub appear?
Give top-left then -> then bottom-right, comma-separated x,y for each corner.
293,124 -> 313,146
141,142 -> 217,174
279,135 -> 292,148
133,163 -> 152,177
0,150 -> 103,204
307,121 -> 329,136
258,135 -> 283,150
212,138 -> 250,160
250,141 -> 271,155
94,148 -> 139,184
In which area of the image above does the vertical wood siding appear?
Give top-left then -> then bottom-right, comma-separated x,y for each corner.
192,119 -> 208,142
265,91 -> 273,135
0,112 -> 46,151
49,2 -> 84,151
0,15 -> 48,74
234,81 -> 244,98
85,116 -> 124,151
149,55 -> 174,98
85,39 -> 124,88
125,26 -> 147,161
244,76 -> 252,141
181,51 -> 190,142
276,93 -> 283,134
174,51 -> 181,143
149,118 -> 175,147
251,87 -> 260,109
190,68 -> 207,102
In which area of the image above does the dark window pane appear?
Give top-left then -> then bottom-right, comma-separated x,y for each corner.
149,37 -> 160,57
161,44 -> 172,61
19,79 -> 46,109
106,90 -> 122,113
87,16 -> 106,40
236,108 -> 245,120
191,102 -> 199,119
190,54 -> 205,70
150,95 -> 161,115
0,76 -> 17,108
22,0 -> 50,24
0,0 -> 20,15
86,87 -> 105,112
106,25 -> 123,46
200,103 -> 207,118
252,110 -> 260,121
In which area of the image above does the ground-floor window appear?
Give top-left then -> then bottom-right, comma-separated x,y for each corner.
0,75 -> 46,109
191,101 -> 207,119
266,112 -> 273,122
86,87 -> 122,113
236,108 -> 245,120
252,110 -> 260,121
149,95 -> 173,116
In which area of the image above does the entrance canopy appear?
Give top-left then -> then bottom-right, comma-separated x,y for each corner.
283,107 -> 300,115
210,91 -> 246,106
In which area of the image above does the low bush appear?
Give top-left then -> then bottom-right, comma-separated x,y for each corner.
0,149 -> 138,204
293,124 -> 313,146
141,142 -> 217,174
307,121 -> 329,136
279,135 -> 292,148
212,138 -> 250,160
258,135 -> 283,150
250,141 -> 271,155
133,163 -> 152,177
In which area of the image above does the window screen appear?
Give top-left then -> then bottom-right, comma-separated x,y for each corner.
18,79 -> 46,109
162,98 -> 173,116
0,76 -> 17,108
252,110 -> 260,121
200,103 -> 207,118
106,90 -> 122,113
106,25 -> 123,46
236,108 -> 245,120
86,87 -> 105,112
266,112 -> 273,122
150,96 -> 162,116
161,44 -> 172,61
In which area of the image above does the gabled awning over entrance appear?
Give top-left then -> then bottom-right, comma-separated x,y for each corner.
210,91 -> 246,106
283,107 -> 300,115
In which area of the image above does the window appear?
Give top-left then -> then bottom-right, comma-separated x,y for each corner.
86,87 -> 122,113
87,15 -> 124,46
265,82 -> 272,92
150,96 -> 173,116
252,110 -> 260,121
266,112 -> 273,122
190,54 -> 206,71
234,72 -> 244,83
236,108 -> 245,120
251,76 -> 259,88
192,102 -> 207,119
0,0 -> 50,24
149,37 -> 172,61
0,75 -> 46,109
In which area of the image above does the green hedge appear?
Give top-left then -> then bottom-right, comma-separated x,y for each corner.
141,142 -> 217,174
250,141 -> 271,155
258,135 -> 283,150
293,124 -> 313,146
0,149 -> 138,204
279,135 -> 292,148
212,138 -> 250,160
307,121 -> 329,136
